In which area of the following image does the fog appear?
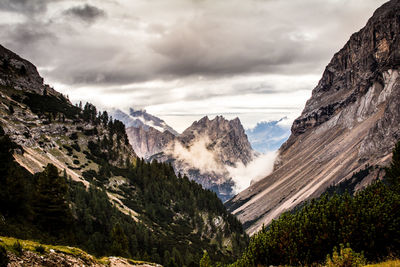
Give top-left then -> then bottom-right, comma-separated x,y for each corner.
227,151 -> 278,194
166,133 -> 278,193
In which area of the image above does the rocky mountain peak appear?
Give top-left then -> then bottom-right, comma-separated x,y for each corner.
290,0 -> 400,139
228,0 -> 400,235
110,108 -> 178,135
0,45 -> 60,97
180,115 -> 253,166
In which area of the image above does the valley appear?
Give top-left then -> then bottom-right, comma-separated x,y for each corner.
1,0 -> 400,266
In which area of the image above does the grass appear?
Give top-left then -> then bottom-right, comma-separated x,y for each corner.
0,236 -> 97,263
364,259 -> 400,266
0,236 -> 158,266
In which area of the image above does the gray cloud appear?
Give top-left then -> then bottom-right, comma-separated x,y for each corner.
63,4 -> 106,23
0,0 -> 389,115
0,0 -> 48,15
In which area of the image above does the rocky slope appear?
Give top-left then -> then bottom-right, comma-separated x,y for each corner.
227,0 -> 400,235
0,44 -> 136,186
151,115 -> 255,201
1,237 -> 160,267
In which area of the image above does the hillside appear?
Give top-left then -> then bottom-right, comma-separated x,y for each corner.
228,140 -> 400,266
0,44 -> 248,266
227,0 -> 400,235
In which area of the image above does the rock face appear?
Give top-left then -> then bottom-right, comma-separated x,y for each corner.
151,115 -> 254,201
0,45 -> 60,97
180,116 -> 254,166
110,108 -> 178,135
227,0 -> 400,235
110,108 -> 177,158
126,126 -> 175,159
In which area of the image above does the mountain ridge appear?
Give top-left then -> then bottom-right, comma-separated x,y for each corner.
149,115 -> 255,201
227,0 -> 400,235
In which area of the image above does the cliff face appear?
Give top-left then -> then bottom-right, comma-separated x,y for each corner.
150,115 -> 255,201
179,116 -> 254,166
126,126 -> 175,159
227,0 -> 400,235
111,109 -> 177,158
0,45 -> 59,97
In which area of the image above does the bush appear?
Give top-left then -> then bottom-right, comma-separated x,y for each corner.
325,244 -> 366,267
12,241 -> 22,255
35,245 -> 45,254
73,159 -> 80,165
0,245 -> 8,267
69,132 -> 78,140
71,143 -> 81,152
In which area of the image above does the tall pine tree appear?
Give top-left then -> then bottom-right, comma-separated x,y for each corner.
33,164 -> 71,234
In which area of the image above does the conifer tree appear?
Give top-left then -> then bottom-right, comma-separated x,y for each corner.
110,223 -> 130,257
200,251 -> 212,267
33,164 -> 70,234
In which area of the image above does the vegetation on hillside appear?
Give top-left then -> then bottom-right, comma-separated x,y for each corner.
228,141 -> 400,266
0,89 -> 248,266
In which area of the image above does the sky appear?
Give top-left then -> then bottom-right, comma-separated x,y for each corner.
0,0 -> 388,133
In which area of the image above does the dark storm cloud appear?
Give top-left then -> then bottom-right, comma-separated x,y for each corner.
63,4 -> 106,23
2,23 -> 56,45
0,0 -> 48,15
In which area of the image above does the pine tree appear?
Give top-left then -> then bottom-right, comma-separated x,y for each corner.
200,251 -> 212,267
33,164 -> 71,234
110,223 -> 130,257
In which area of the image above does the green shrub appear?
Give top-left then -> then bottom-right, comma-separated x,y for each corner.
71,143 -> 81,152
325,244 -> 366,267
69,132 -> 78,140
0,245 -> 8,267
12,241 -> 22,255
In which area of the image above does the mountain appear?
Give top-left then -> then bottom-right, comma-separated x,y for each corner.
125,126 -> 176,159
0,44 -> 248,265
245,118 -> 291,153
110,109 -> 177,158
227,0 -> 400,235
150,115 -> 255,202
110,108 -> 178,135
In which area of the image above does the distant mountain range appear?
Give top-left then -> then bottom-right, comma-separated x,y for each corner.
113,109 -> 257,201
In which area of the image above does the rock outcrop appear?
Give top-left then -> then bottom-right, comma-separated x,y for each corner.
126,126 -> 175,159
111,108 -> 177,158
0,45 -> 60,97
6,248 -> 160,267
227,0 -> 400,235
151,115 -> 255,201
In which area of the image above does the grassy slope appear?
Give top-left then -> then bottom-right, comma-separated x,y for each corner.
0,236 -> 158,266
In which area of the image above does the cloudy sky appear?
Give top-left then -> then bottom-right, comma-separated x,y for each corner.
0,0 -> 388,132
